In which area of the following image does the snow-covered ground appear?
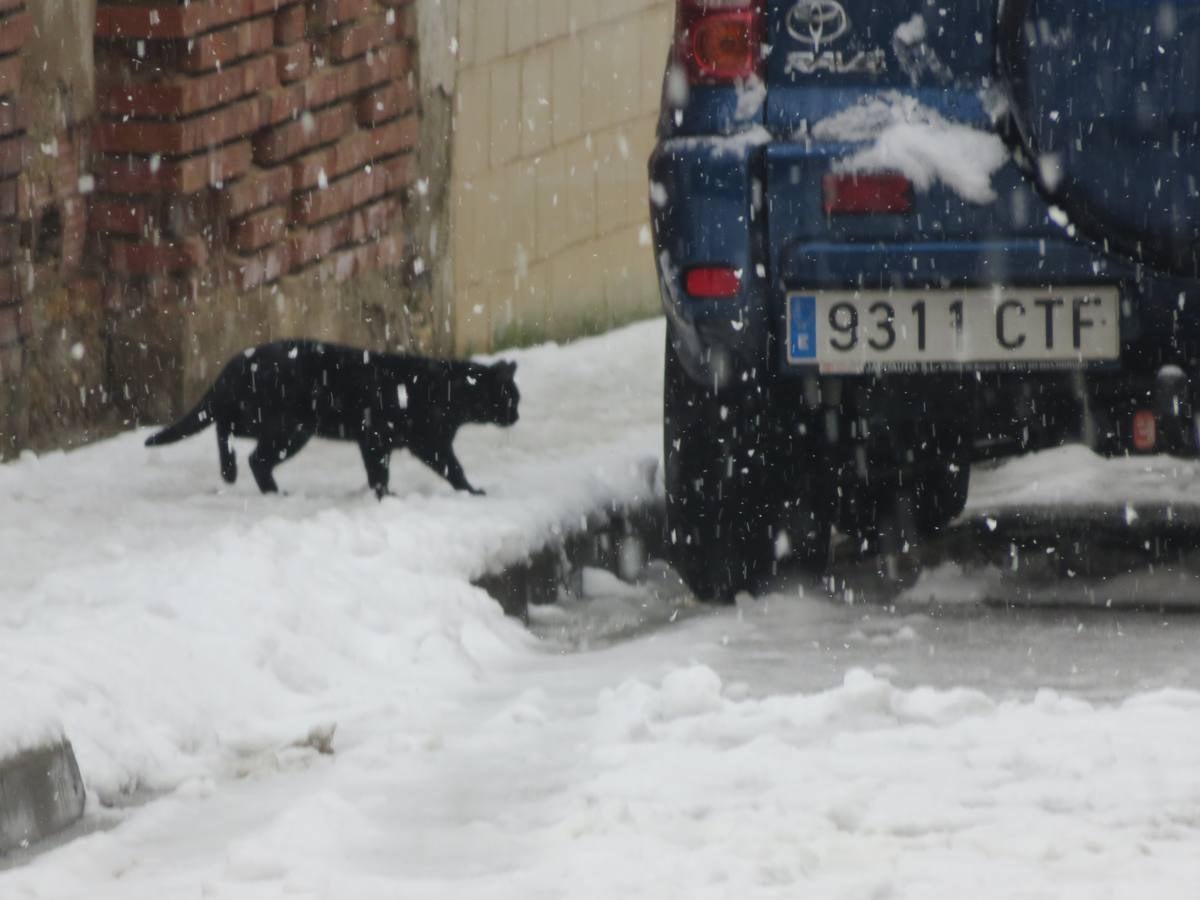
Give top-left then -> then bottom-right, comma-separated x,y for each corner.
3,318 -> 1200,897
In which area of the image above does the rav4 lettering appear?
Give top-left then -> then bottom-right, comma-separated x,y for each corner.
785,49 -> 888,76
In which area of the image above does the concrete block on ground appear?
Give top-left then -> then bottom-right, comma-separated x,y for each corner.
0,737 -> 86,854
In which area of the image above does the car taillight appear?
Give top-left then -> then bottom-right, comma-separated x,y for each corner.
686,266 -> 742,298
1133,409 -> 1157,453
823,172 -> 915,216
676,0 -> 763,85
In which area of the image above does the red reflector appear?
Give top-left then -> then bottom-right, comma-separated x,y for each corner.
686,266 -> 742,298
823,172 -> 914,215
1133,409 -> 1157,453
689,12 -> 759,82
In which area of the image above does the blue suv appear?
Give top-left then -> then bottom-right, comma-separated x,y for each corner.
650,0 -> 1200,601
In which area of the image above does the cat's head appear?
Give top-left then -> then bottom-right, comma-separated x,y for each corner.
474,360 -> 520,426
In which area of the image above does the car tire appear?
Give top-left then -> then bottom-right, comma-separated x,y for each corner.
663,335 -> 831,602
909,455 -> 970,536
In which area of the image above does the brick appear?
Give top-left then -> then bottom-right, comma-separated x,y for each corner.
289,116 -> 416,190
0,175 -> 13,217
95,141 -> 252,194
0,220 -> 17,261
308,0 -> 370,31
231,204 -> 287,252
15,136 -> 86,215
220,165 -> 294,218
94,96 -> 267,156
292,164 -> 387,225
61,197 -> 87,271
0,10 -> 31,56
0,341 -> 22,377
0,267 -> 17,304
252,102 -> 352,165
0,53 -> 21,96
275,42 -> 311,83
355,81 -> 414,126
107,236 -> 208,275
326,232 -> 404,282
0,98 -> 23,136
96,2 -> 207,40
295,42 -> 409,109
328,13 -> 394,63
291,156 -> 411,225
0,304 -> 22,345
97,56 -> 277,118
95,0 -> 302,40
88,198 -> 156,235
380,151 -> 413,190
289,197 -> 396,267
274,3 -> 306,45
180,17 -> 275,73
0,133 -> 24,177
229,242 -> 290,290
259,83 -> 305,125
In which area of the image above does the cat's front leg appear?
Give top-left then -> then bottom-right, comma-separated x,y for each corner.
410,441 -> 484,496
438,452 -> 485,495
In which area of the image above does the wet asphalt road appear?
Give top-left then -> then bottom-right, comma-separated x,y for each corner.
532,508 -> 1200,704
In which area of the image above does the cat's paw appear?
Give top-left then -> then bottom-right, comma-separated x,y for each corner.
468,487 -> 487,497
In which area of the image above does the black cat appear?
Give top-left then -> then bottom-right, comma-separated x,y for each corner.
145,340 -> 519,498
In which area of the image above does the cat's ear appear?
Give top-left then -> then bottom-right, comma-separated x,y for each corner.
492,360 -> 517,381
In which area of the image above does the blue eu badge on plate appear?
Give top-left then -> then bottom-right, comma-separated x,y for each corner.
790,295 -> 817,361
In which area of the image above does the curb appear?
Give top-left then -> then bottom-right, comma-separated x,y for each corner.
0,740 -> 86,854
475,502 -> 666,619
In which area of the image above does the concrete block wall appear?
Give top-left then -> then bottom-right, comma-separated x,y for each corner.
0,0 -> 105,455
449,0 -> 672,352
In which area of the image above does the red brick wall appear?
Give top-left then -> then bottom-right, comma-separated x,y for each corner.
0,0 -> 423,453
92,0 -> 417,298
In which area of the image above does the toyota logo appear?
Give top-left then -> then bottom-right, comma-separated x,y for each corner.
786,0 -> 850,51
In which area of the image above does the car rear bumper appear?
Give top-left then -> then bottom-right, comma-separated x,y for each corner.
652,136 -> 1200,388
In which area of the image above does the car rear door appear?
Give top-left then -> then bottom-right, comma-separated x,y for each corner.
760,1 -> 1065,290
997,0 -> 1200,276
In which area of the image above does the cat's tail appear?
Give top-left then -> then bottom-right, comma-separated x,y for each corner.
144,397 -> 215,447
145,395 -> 238,484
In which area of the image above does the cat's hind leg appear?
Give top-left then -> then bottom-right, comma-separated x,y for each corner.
357,436 -> 392,500
216,420 -> 237,484
249,427 -> 312,494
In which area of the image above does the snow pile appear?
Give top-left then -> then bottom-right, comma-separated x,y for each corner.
0,319 -> 664,801
814,92 -> 1009,203
893,13 -> 927,46
555,665 -> 1200,898
970,443 -> 1200,512
666,125 -> 773,159
4,319 -> 1200,896
0,698 -> 64,760
734,75 -> 766,121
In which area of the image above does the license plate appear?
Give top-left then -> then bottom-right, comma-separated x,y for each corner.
787,287 -> 1120,373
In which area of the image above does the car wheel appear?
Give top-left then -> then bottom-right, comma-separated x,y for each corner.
663,335 -> 830,601
909,454 -> 970,536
